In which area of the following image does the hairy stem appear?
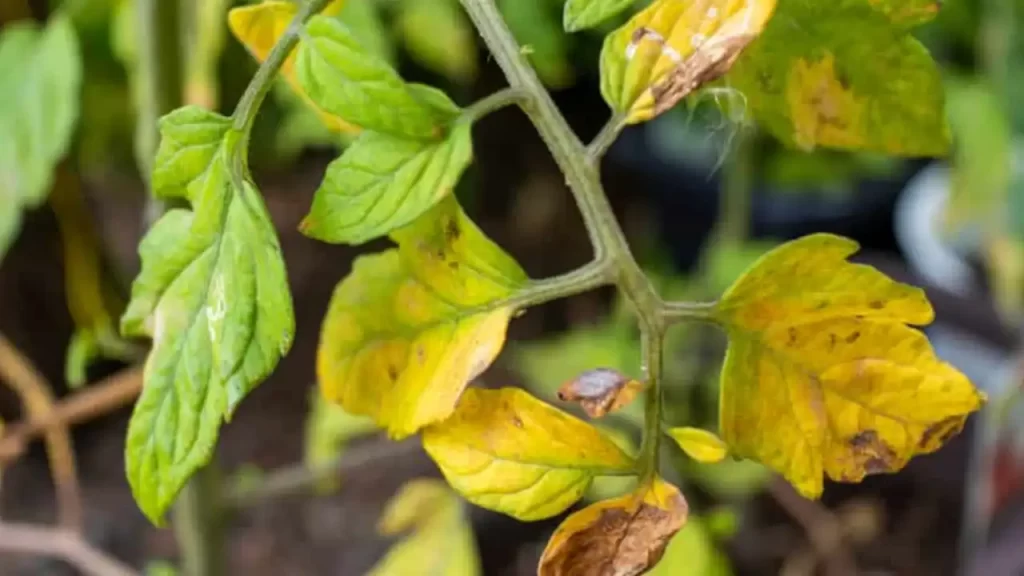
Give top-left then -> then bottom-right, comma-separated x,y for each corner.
464,87 -> 529,122
638,330 -> 664,482
586,114 -> 627,163
459,0 -> 666,475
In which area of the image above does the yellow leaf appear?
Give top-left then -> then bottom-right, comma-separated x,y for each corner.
668,427 -> 728,463
557,368 -> 644,418
227,0 -> 358,134
538,476 -> 688,576
715,233 -> 985,498
317,197 -> 528,438
369,479 -> 480,576
787,53 -> 867,151
422,387 -> 636,521
600,0 -> 777,124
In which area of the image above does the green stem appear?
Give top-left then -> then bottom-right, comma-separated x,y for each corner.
231,0 -> 333,134
660,300 -> 718,324
637,330 -> 664,482
459,0 -> 665,477
586,114 -> 627,163
718,128 -> 754,247
173,464 -> 224,576
464,87 -> 529,122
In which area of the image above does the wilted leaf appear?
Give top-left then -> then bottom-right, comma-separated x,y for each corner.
0,14 -> 81,260
317,197 -> 527,438
304,389 -> 378,494
499,0 -> 574,88
563,0 -> 634,32
397,0 -> 478,84
122,107 -> 294,524
714,233 -> 984,498
668,427 -> 728,463
422,388 -> 636,521
370,479 -> 480,576
300,93 -> 472,244
538,476 -> 688,576
600,0 -> 777,124
558,368 -> 645,418
228,0 -> 358,134
728,0 -> 949,155
296,15 -> 448,139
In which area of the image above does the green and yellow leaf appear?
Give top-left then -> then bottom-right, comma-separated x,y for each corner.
667,427 -> 729,463
600,0 -> 777,124
369,479 -> 481,576
122,107 -> 294,524
714,233 -> 984,498
0,13 -> 81,260
727,0 -> 949,155
317,197 -> 527,438
422,388 -> 636,521
538,476 -> 688,576
300,93 -> 473,244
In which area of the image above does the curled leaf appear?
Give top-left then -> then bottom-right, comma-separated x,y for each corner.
557,368 -> 644,418
714,233 -> 984,498
539,476 -> 688,576
422,388 -> 636,521
667,427 -> 728,463
600,0 -> 777,123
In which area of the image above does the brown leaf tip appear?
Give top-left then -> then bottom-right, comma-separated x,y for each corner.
557,368 -> 645,418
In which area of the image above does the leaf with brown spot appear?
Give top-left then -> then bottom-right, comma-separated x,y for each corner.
714,233 -> 985,498
557,368 -> 645,418
539,476 -> 688,576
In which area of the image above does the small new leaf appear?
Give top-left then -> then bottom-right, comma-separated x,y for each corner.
557,368 -> 644,418
539,476 -> 688,576
0,14 -> 81,260
369,479 -> 481,576
600,0 -> 777,124
300,94 -> 472,244
667,427 -> 729,463
714,234 -> 984,498
563,0 -> 634,32
122,108 -> 294,524
296,15 -> 448,139
422,388 -> 636,521
317,197 -> 527,438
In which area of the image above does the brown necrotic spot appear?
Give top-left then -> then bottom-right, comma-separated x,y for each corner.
869,300 -> 885,310
846,331 -> 861,343
444,218 -> 460,243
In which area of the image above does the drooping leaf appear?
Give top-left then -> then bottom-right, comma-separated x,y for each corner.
714,233 -> 984,498
369,479 -> 481,576
317,197 -> 528,438
228,0 -> 359,134
600,0 -> 777,124
499,0 -> 574,88
422,388 -> 637,521
557,368 -> 644,418
397,0 -> 478,84
296,15 -> 448,139
300,94 -> 473,244
563,0 -> 634,32
727,0 -> 949,155
303,388 -> 378,494
538,476 -> 688,576
122,107 -> 294,524
668,427 -> 729,463
0,14 -> 81,261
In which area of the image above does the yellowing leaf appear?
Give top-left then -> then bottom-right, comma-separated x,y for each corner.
600,0 -> 777,123
668,427 -> 728,463
538,476 -> 688,576
557,368 -> 644,418
317,197 -> 527,438
228,1 -> 358,134
369,479 -> 481,576
786,54 -> 867,151
714,233 -> 985,498
422,388 -> 636,521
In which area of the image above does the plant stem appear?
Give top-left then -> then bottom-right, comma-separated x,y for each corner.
464,87 -> 529,122
660,300 -> 718,324
173,464 -> 224,576
459,0 -> 665,475
231,0 -> 333,134
586,114 -> 627,163
637,330 -> 664,482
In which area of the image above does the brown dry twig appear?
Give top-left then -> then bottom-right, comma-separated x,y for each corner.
0,333 -> 82,531
0,522 -> 139,576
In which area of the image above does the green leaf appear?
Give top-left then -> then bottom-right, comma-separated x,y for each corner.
0,14 -> 82,260
296,15 -> 447,139
122,108 -> 294,525
728,0 -> 949,156
339,0 -> 395,64
498,0 -> 573,88
563,0 -> 633,32
300,96 -> 473,244
397,0 -> 478,84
